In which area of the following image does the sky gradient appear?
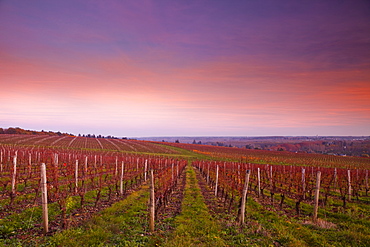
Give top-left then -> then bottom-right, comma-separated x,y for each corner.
1,0 -> 370,137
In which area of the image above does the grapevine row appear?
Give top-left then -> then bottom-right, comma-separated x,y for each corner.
193,160 -> 369,219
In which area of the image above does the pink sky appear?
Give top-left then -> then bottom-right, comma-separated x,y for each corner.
1,0 -> 370,137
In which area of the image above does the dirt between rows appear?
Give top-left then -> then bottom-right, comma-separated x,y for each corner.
194,167 -> 230,217
154,168 -> 186,232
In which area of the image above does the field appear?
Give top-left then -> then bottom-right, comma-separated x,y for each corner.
1,134 -> 370,246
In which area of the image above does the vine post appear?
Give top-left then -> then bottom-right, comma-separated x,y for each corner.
28,152 -> 32,177
144,159 -> 148,181
0,150 -> 3,173
176,161 -> 179,177
171,163 -> 174,181
41,163 -> 49,234
11,154 -> 17,196
149,169 -> 155,232
94,155 -> 97,170
120,161 -> 124,195
238,170 -> 250,226
215,165 -> 219,196
313,171 -> 321,222
84,156 -> 88,174
366,170 -> 369,196
206,163 -> 210,184
257,167 -> 261,197
75,160 -> 79,193
115,156 -> 118,176
347,170 -> 351,201
334,168 -> 337,190
302,168 -> 306,199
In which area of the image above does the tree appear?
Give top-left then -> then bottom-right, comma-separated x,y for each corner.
5,127 -> 17,134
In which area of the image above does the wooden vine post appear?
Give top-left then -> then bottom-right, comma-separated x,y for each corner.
28,152 -> 32,177
94,155 -> 97,170
115,157 -> 118,176
269,165 -> 274,203
0,151 -> 3,172
313,171 -> 321,222
41,163 -> 49,234
176,162 -> 179,177
215,165 -> 219,196
84,156 -> 88,175
144,159 -> 148,181
366,170 -> 369,195
0,150 -> 3,173
11,154 -> 17,196
347,170 -> 352,201
302,168 -> 306,199
149,169 -> 155,232
238,170 -> 251,226
257,167 -> 261,197
75,160 -> 79,193
120,162 -> 124,195
207,163 -> 210,184
171,163 -> 174,181
334,168 -> 337,190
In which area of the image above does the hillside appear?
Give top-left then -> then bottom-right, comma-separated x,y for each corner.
0,127 -> 74,137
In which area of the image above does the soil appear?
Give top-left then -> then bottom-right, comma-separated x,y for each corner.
194,167 -> 228,216
155,168 -> 186,232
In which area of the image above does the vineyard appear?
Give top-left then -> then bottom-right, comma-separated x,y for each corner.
1,134 -> 370,246
0,134 -> 180,154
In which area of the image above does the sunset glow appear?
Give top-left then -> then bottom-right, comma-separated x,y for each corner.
1,0 -> 369,137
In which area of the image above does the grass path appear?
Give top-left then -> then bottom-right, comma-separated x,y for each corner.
164,165 -> 226,247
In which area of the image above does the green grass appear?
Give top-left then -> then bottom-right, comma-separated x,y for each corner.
192,167 -> 370,246
0,177 -> 145,246
155,143 -> 214,161
45,184 -> 152,247
163,165 -> 226,247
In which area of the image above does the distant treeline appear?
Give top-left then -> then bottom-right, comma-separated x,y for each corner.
0,127 -> 74,137
0,127 -> 126,140
77,133 -> 126,139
